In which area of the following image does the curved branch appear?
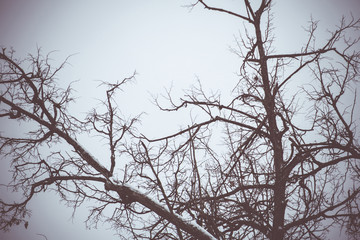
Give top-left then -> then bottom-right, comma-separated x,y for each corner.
195,0 -> 253,23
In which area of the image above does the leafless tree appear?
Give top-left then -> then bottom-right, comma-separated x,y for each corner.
1,1 -> 360,240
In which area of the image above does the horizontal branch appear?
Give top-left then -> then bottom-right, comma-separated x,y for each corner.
180,99 -> 262,124
266,48 -> 335,60
214,116 -> 269,137
143,115 -> 267,143
142,118 -> 217,142
246,48 -> 335,62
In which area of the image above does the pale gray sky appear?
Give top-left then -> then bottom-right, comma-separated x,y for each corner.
1,0 -> 359,239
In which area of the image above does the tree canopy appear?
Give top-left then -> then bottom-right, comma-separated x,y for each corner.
1,1 -> 360,239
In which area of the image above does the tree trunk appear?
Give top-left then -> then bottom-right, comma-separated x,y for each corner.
254,11 -> 286,240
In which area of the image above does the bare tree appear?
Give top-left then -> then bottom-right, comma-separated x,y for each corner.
1,1 -> 360,240
0,47 -> 215,240
129,1 -> 360,239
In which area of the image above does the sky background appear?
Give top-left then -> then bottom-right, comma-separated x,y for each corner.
1,0 -> 360,239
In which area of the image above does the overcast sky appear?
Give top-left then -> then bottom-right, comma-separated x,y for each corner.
1,0 -> 360,240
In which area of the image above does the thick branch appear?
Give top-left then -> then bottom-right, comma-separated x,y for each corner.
0,96 -> 112,178
104,182 -> 216,240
